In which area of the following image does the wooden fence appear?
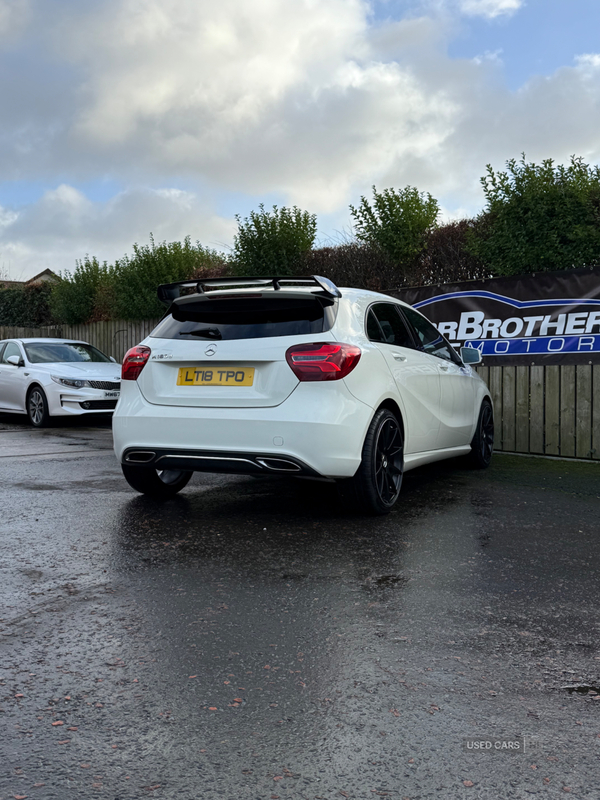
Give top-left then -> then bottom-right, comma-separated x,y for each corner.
477,365 -> 600,461
2,319 -> 599,461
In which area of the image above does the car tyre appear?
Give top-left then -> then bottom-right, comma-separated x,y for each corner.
27,386 -> 51,428
468,400 -> 494,469
339,408 -> 404,515
121,465 -> 193,497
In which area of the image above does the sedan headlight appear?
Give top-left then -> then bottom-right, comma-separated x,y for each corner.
51,376 -> 88,389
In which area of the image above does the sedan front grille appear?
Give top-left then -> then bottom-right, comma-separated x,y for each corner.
88,380 -> 120,390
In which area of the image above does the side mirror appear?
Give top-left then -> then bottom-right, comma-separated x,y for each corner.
460,347 -> 482,365
110,356 -> 117,363
6,355 -> 24,367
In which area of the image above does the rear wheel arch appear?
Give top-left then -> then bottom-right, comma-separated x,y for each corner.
375,399 -> 404,439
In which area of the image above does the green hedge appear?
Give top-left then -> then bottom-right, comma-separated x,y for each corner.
233,205 -> 317,276
0,283 -> 55,326
469,156 -> 600,275
49,256 -> 108,325
110,236 -> 229,321
48,236 -> 231,324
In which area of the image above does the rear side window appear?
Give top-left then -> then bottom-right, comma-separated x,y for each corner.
151,293 -> 337,341
366,304 -> 414,348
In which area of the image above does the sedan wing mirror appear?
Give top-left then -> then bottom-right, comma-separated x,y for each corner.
6,355 -> 24,367
460,346 -> 482,365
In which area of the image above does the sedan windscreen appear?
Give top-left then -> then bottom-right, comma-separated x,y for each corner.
24,343 -> 112,363
152,293 -> 337,341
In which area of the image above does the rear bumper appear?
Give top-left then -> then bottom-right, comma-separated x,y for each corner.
113,380 -> 374,478
122,447 -> 322,477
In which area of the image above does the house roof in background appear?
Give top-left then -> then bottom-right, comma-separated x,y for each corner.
25,269 -> 61,285
0,269 -> 60,289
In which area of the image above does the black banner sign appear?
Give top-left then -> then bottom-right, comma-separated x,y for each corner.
394,267 -> 600,366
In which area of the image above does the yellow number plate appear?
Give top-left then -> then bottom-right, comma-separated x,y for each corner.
177,366 -> 255,387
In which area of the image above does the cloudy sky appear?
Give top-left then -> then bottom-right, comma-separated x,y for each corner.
1,0 -> 598,280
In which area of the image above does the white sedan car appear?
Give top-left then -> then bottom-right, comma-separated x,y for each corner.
113,276 -> 493,514
0,338 -> 121,427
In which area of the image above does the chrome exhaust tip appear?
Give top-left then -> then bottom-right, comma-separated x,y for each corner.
125,450 -> 156,464
256,458 -> 302,473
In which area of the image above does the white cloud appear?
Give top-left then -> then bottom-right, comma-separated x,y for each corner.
1,0 -> 600,279
69,0 -> 369,146
0,186 -> 235,279
457,0 -> 523,18
0,206 -> 18,228
574,53 -> 600,76
0,0 -> 29,38
54,0 -> 459,211
472,49 -> 504,66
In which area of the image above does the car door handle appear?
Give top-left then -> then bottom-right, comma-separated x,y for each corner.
392,353 -> 406,362
438,363 -> 450,371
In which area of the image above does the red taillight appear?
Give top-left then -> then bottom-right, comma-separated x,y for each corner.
285,342 -> 361,382
122,345 -> 151,381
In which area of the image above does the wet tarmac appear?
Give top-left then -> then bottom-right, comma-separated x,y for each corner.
1,413 -> 600,799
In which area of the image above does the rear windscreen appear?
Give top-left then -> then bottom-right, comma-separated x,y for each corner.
151,293 -> 337,341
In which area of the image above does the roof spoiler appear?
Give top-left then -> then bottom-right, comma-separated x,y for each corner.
157,275 -> 342,305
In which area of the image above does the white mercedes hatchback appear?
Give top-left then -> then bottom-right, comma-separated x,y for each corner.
113,276 -> 493,514
0,338 -> 121,427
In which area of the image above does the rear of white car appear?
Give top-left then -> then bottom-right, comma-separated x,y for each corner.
113,276 -> 493,513
113,278 -> 374,480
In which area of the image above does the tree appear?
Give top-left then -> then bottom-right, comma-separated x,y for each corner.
349,186 -> 440,273
233,204 -> 317,276
50,235 -> 229,324
50,256 -> 111,324
414,219 -> 492,286
303,243 -> 398,292
111,235 -> 229,320
469,155 -> 600,275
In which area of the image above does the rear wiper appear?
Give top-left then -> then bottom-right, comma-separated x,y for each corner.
180,327 -> 222,339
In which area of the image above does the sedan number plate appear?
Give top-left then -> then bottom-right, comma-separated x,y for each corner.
177,366 -> 255,387
104,391 -> 120,398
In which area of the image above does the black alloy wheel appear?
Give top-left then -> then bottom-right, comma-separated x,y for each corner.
121,464 -> 193,497
27,386 -> 51,427
373,414 -> 404,506
339,408 -> 404,515
468,400 -> 494,468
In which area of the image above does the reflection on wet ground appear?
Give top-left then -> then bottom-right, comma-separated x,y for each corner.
1,419 -> 600,798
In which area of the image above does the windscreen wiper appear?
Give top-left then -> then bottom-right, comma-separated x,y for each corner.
179,327 -> 223,339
